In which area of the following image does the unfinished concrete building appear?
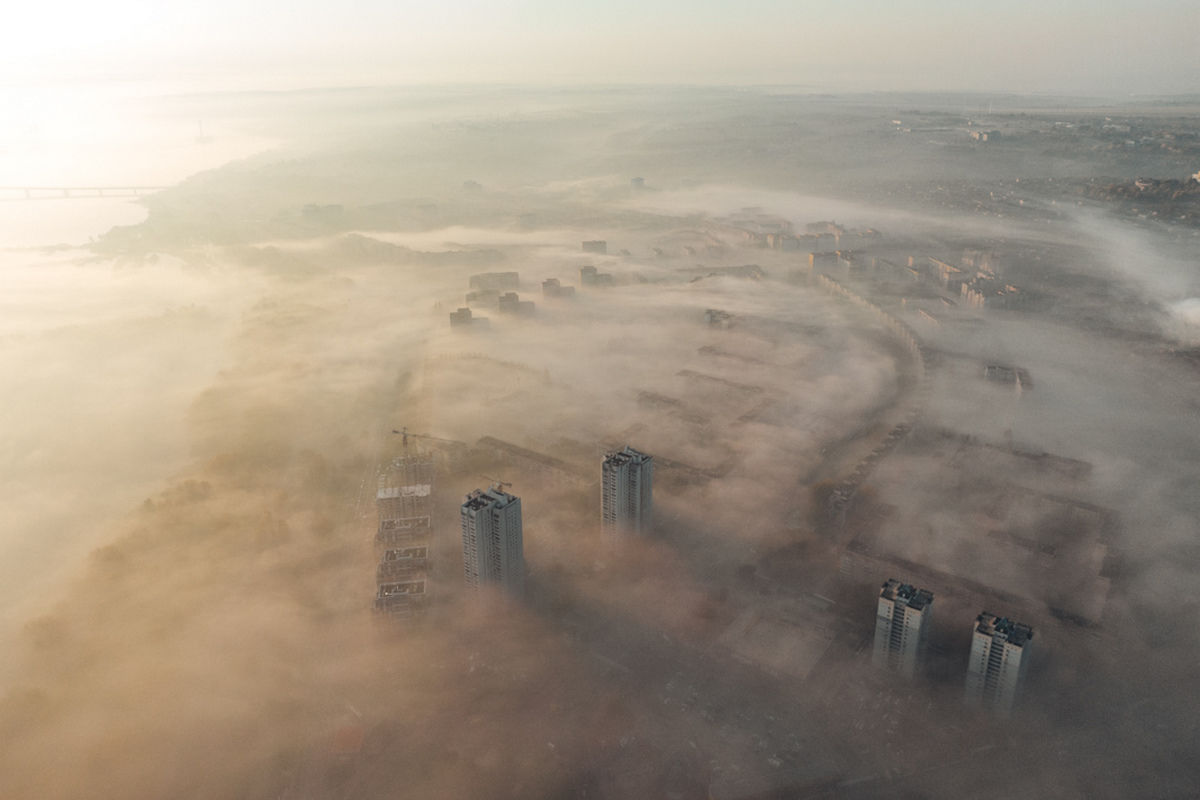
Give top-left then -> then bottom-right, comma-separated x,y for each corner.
375,451 -> 434,547
374,575 -> 428,616
375,450 -> 436,616
376,545 -> 430,582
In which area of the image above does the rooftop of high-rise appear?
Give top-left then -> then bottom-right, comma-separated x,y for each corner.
975,612 -> 1033,647
880,578 -> 934,610
463,486 -> 517,511
604,445 -> 651,465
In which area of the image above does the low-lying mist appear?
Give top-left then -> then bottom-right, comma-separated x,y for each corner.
3,86 -> 1200,799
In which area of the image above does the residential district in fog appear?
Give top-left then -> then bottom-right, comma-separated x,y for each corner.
1,79 -> 1199,800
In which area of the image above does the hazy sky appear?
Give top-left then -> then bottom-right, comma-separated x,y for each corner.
4,1 -> 1198,94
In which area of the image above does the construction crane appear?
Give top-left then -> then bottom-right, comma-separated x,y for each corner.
480,475 -> 513,492
392,427 -> 460,448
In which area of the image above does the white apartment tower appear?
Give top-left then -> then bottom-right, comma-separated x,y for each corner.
965,612 -> 1034,714
872,579 -> 934,678
601,446 -> 653,535
461,486 -> 524,596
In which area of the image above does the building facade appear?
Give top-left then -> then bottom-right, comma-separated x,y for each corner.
872,579 -> 934,678
375,452 -> 434,547
374,451 -> 435,616
965,612 -> 1034,713
461,486 -> 524,596
601,446 -> 653,535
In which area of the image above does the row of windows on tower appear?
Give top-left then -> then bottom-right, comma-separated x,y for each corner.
873,578 -> 1033,714
457,446 -> 655,598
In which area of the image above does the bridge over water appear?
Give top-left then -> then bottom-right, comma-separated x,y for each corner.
0,186 -> 168,201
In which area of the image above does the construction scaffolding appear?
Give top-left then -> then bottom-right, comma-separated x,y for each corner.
375,451 -> 435,545
374,575 -> 429,616
376,546 -> 430,581
374,449 -> 436,617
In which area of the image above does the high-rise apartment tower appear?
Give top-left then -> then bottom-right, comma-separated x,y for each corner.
872,579 -> 934,678
461,486 -> 524,596
601,446 -> 653,535
965,612 -> 1033,713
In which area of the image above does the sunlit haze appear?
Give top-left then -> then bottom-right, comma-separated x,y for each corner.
2,3 -> 1200,800
4,0 -> 1198,93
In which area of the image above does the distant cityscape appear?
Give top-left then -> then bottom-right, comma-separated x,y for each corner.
362,202 -> 1149,726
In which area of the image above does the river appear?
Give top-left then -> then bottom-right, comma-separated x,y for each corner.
0,80 -> 277,685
